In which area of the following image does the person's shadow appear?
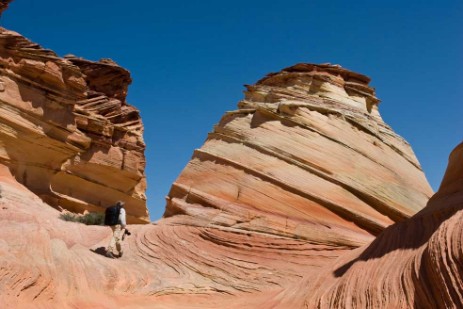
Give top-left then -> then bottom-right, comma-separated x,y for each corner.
90,247 -> 109,257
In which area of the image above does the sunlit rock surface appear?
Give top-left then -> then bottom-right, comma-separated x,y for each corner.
2,141 -> 463,308
0,23 -> 148,223
166,63 -> 433,242
2,3 -> 463,307
294,142 -> 463,308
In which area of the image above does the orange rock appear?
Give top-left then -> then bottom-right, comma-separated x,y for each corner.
294,142 -> 463,308
166,63 -> 433,244
1,143 -> 462,308
1,6 -> 461,308
0,27 -> 148,223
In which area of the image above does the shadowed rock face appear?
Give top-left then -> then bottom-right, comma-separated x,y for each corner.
2,4 -> 463,308
0,27 -> 148,223
295,142 -> 463,308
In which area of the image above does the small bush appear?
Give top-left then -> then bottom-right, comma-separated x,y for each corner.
60,212 -> 77,222
59,212 -> 105,226
80,212 -> 105,225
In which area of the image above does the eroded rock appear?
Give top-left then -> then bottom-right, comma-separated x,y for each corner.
0,26 -> 148,223
165,62 -> 433,245
2,3 -> 462,308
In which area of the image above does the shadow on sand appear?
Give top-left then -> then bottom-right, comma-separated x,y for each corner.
90,246 -> 110,258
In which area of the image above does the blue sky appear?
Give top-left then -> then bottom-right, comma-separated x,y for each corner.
2,0 -> 462,220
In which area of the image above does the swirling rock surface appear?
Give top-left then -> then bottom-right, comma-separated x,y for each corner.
0,19 -> 148,223
165,62 -> 432,243
295,142 -> 463,308
2,4 -> 462,308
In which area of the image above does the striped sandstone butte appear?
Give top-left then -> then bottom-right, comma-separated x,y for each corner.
165,62 -> 432,243
1,2 -> 463,308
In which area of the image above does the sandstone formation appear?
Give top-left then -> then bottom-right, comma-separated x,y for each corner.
166,62 -> 433,242
2,3 -> 463,308
3,140 -> 463,308
298,142 -> 463,308
0,19 -> 148,223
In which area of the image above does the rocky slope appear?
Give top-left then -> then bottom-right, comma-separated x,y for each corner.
2,140 -> 463,308
0,7 -> 148,223
2,2 -> 463,308
299,142 -> 463,308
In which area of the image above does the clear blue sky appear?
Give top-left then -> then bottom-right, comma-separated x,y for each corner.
2,0 -> 462,221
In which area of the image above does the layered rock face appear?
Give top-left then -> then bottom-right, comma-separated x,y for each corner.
0,25 -> 148,222
166,63 -> 433,244
2,4 -> 462,307
2,142 -> 462,308
295,142 -> 463,308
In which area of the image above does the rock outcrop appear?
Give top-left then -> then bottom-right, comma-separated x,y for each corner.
0,25 -> 148,223
2,3 -> 463,308
166,63 -> 433,244
2,139 -> 462,308
297,142 -> 463,308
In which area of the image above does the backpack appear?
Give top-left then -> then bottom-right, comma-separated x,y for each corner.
104,204 -> 121,226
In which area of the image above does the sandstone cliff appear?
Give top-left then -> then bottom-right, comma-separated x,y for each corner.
2,3 -> 463,308
0,22 -> 148,223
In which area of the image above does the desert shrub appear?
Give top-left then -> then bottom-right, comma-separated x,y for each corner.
60,212 -> 77,222
59,212 -> 105,226
80,212 -> 105,225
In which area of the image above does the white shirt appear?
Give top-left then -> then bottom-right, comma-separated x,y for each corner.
119,208 -> 127,228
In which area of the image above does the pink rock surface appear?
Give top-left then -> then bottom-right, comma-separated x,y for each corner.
166,63 -> 433,242
297,142 -> 463,308
1,5 -> 462,308
1,142 -> 462,308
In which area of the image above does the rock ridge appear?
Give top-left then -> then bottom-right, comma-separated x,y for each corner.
0,24 -> 148,222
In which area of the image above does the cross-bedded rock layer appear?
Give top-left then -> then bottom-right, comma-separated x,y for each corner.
2,4 -> 462,307
2,141 -> 463,308
165,63 -> 433,244
296,142 -> 463,308
0,26 -> 148,223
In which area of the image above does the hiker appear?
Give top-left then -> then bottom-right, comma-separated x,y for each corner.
105,201 -> 127,258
